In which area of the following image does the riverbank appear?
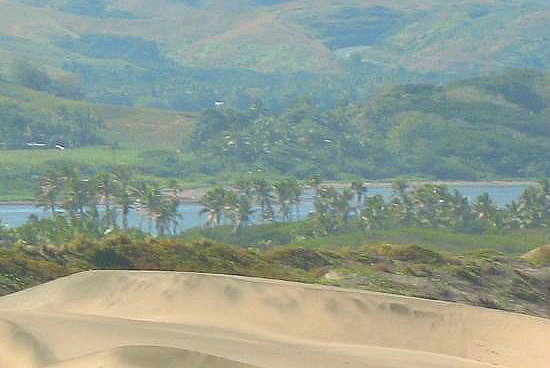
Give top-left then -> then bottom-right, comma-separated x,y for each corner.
330,179 -> 540,188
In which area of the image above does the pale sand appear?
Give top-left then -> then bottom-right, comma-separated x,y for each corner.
0,271 -> 548,368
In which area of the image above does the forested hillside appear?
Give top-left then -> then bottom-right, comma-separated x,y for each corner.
0,0 -> 548,110
185,70 -> 550,180
362,70 -> 550,178
0,69 -> 548,201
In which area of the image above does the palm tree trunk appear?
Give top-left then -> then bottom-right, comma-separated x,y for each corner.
123,206 -> 129,230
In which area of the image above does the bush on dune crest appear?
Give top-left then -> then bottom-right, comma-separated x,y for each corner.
522,245 -> 550,266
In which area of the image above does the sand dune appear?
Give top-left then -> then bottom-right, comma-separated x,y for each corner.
44,346 -> 259,368
0,271 -> 549,368
0,319 -> 57,368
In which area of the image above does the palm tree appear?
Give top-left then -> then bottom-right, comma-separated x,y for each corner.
235,179 -> 254,197
389,180 -> 414,226
516,186 -> 547,228
59,168 -> 94,221
308,174 -> 322,201
274,179 -> 292,221
504,201 -> 523,229
449,190 -> 473,230
333,189 -> 354,224
287,178 -> 302,220
156,197 -> 181,236
253,179 -> 274,223
133,181 -> 161,232
199,187 -> 227,227
540,179 -> 550,217
112,166 -> 135,230
36,169 -> 62,217
473,193 -> 499,228
410,184 -> 455,228
311,186 -> 339,235
225,192 -> 254,234
94,172 -> 116,229
361,195 -> 386,230
311,196 -> 336,235
351,180 -> 367,211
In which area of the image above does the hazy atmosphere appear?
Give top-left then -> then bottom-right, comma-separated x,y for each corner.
0,1 -> 549,367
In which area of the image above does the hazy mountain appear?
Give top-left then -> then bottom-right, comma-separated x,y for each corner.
1,0 -> 548,110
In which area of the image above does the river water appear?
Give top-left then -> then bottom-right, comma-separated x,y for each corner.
0,183 -> 533,230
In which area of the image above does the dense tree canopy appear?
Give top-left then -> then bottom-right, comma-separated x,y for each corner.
0,103 -> 104,149
186,71 -> 550,180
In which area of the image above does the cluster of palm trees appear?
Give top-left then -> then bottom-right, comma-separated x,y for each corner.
310,180 -> 550,235
35,166 -> 180,236
33,168 -> 550,238
199,178 -> 303,233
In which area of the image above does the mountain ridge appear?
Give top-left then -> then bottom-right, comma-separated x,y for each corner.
1,0 -> 549,110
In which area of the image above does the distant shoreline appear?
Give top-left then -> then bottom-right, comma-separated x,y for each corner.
0,180 -> 539,206
333,180 -> 540,188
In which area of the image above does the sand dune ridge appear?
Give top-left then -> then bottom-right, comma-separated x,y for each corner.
0,271 -> 549,368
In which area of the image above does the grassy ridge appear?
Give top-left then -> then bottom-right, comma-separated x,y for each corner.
1,233 -> 548,317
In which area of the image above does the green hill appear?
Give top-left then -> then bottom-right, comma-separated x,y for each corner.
361,69 -> 550,178
183,69 -> 550,180
0,79 -> 192,148
0,0 -> 548,110
0,79 -> 194,200
0,69 -> 548,202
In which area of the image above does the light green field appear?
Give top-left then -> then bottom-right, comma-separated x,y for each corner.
0,147 -> 144,166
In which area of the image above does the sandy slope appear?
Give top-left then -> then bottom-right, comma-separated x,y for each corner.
0,271 -> 548,368
44,346 -> 258,368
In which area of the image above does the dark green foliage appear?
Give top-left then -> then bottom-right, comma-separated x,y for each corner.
308,182 -> 550,238
61,59 -> 363,111
300,6 -> 406,49
266,246 -> 335,270
58,35 -> 162,65
0,102 -> 104,148
362,71 -> 550,178
187,101 -> 368,178
180,70 -> 550,180
10,61 -> 84,99
91,247 -> 133,269
11,61 -> 53,92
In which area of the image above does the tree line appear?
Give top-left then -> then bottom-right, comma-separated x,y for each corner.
33,166 -> 180,238
308,180 -> 550,235
199,178 -> 550,236
1,169 -> 548,247
0,103 -> 104,149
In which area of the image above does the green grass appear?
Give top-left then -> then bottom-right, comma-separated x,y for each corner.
0,147 -> 147,201
360,228 -> 550,255
295,228 -> 550,255
182,221 -> 550,256
0,147 -> 144,166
